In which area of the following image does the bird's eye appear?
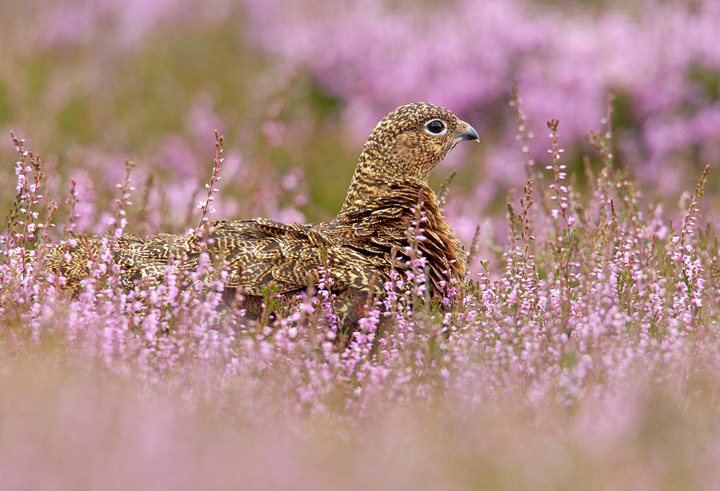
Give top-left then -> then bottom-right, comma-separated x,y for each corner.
424,119 -> 447,135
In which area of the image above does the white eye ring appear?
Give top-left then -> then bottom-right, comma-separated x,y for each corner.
424,119 -> 447,136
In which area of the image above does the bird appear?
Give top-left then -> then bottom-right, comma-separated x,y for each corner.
45,102 -> 479,334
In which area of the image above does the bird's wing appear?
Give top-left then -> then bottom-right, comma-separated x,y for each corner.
116,219 -> 331,296
217,218 -> 332,294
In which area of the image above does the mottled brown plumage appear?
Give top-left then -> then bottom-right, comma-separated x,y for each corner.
45,102 -> 479,331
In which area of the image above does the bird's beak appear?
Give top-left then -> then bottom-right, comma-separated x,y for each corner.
455,121 -> 479,143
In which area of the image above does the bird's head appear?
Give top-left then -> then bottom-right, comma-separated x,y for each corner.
362,102 -> 479,183
341,103 -> 478,214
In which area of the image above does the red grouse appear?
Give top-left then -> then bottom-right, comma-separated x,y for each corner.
47,102 -> 479,331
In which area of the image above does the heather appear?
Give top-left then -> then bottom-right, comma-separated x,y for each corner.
2,0 -> 720,489
2,0 -> 720,232
3,105 -> 720,490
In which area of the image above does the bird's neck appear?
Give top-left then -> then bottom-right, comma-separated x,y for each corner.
340,145 -> 428,215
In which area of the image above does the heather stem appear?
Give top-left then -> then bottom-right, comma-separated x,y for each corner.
198,130 -> 224,228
